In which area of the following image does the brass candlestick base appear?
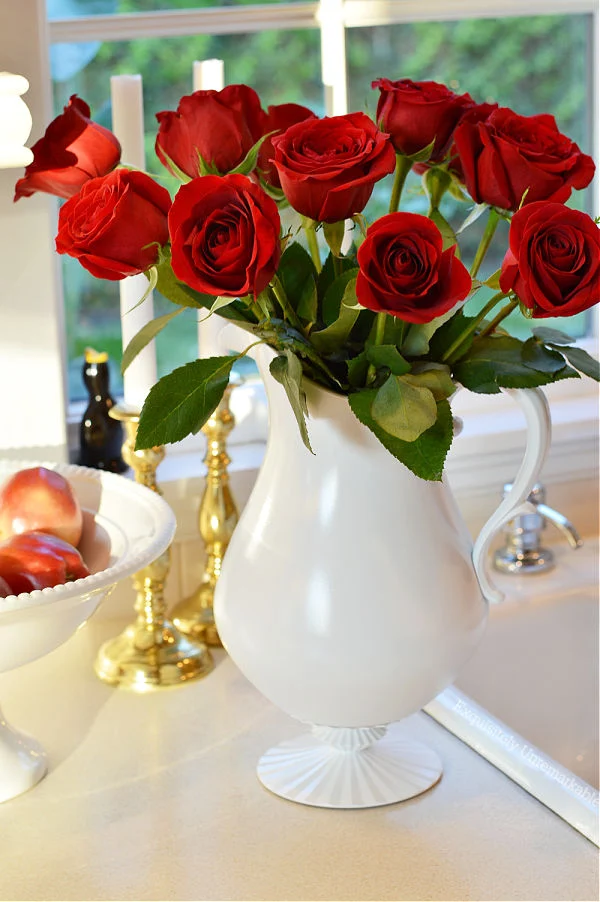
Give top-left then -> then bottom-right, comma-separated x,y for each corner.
172,383 -> 239,647
94,404 -> 213,690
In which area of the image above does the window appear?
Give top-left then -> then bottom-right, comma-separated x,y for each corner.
0,0 -> 597,463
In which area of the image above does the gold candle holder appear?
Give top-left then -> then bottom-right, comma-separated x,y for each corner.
172,383 -> 239,647
94,404 -> 213,690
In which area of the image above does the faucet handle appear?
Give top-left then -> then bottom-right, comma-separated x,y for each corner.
493,482 -> 583,575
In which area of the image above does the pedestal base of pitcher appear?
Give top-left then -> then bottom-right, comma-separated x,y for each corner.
257,723 -> 442,808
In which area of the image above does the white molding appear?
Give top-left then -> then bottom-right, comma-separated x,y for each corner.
48,0 -> 598,44
48,3 -> 319,43
344,0 -> 599,27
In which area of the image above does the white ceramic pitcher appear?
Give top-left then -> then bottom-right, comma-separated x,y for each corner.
214,326 -> 551,808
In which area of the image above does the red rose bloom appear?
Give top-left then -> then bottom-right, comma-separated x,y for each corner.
14,95 -> 120,202
155,85 -> 266,179
55,169 -> 171,280
356,212 -> 472,324
258,102 -> 317,188
453,107 -> 595,211
272,112 -> 395,223
500,201 -> 600,318
373,78 -> 474,162
168,174 -> 281,298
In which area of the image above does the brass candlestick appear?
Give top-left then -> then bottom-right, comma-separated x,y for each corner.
94,404 -> 213,689
172,383 -> 239,647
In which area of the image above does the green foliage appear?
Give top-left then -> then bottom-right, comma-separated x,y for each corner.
452,335 -> 579,393
269,350 -> 313,454
348,390 -> 453,481
136,355 -> 238,448
371,375 -> 438,442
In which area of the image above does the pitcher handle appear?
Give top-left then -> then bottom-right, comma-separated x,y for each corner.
472,388 -> 551,604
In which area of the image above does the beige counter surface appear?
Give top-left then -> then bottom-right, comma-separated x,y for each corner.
0,614 -> 597,902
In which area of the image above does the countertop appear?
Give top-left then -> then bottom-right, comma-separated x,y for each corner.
0,614 -> 598,902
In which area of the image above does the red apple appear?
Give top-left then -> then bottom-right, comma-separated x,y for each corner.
0,466 -> 83,547
0,562 -> 45,597
0,531 -> 90,594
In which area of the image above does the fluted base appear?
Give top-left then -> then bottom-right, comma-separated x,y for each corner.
0,707 -> 47,803
257,724 -> 442,808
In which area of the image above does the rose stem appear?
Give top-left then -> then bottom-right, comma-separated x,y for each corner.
389,154 -> 412,214
476,297 -> 519,339
441,291 -> 507,363
304,224 -> 322,273
270,275 -> 306,334
366,311 -> 388,384
470,207 -> 500,279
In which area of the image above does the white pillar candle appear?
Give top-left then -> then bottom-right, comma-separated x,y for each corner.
193,60 -> 225,359
111,74 -> 157,411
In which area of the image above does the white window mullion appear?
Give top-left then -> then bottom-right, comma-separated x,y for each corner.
0,0 -> 68,461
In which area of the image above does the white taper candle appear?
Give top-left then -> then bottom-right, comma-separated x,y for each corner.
193,60 -> 225,359
111,74 -> 157,411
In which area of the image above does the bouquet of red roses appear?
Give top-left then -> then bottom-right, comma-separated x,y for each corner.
15,79 -> 599,480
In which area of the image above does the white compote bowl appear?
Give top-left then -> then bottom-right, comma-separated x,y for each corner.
0,460 -> 176,803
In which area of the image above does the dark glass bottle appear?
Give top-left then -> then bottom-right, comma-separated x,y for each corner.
78,348 -> 128,473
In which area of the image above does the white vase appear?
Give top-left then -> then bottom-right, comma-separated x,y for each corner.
214,326 -> 551,808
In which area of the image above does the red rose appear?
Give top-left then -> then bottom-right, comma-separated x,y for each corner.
356,212 -> 472,324
499,201 -> 600,318
155,85 -> 266,179
453,107 -> 595,211
14,95 -> 120,202
168,174 -> 281,298
272,112 -> 395,223
373,78 -> 474,162
55,169 -> 171,280
258,103 -> 317,188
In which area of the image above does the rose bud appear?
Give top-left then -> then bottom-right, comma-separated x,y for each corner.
257,102 -> 317,188
55,169 -> 171,280
0,465 -> 83,547
356,212 -> 472,324
373,78 -> 474,162
272,112 -> 395,223
453,107 -> 595,211
169,173 -> 281,298
14,95 -> 121,202
156,84 -> 266,179
500,201 -> 600,318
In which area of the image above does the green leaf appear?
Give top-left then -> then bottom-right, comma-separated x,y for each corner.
403,139 -> 436,164
317,253 -> 356,321
484,269 -> 502,290
121,308 -> 183,375
371,375 -> 438,442
155,257 -> 255,323
553,345 -> 600,381
428,309 -> 478,360
311,279 -> 360,354
404,363 -> 456,400
157,148 -> 192,182
348,391 -> 453,481
347,351 -> 369,388
229,132 -> 271,177
321,267 -> 359,327
365,344 -> 411,376
533,326 -> 575,346
403,307 -> 459,357
521,337 -> 566,374
269,350 -> 314,453
124,265 -> 158,315
323,221 -> 346,257
279,243 -> 318,326
136,356 -> 237,448
429,208 -> 458,253
453,335 -> 579,393
457,203 -> 489,235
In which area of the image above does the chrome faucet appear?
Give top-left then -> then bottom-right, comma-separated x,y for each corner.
493,482 -> 582,574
